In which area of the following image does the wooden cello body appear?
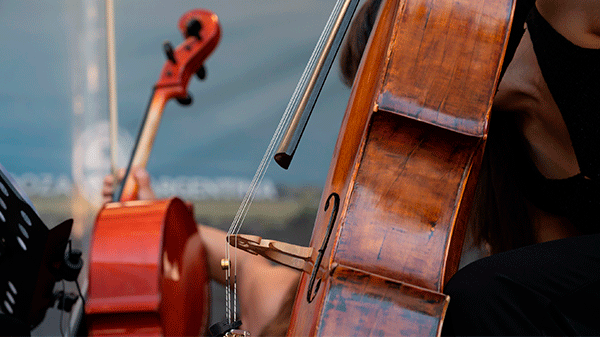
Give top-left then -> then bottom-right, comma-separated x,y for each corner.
286,0 -> 515,335
87,198 -> 209,336
85,9 -> 220,336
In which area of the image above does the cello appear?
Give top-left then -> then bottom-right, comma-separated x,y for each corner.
85,9 -> 220,336
227,0 -> 515,335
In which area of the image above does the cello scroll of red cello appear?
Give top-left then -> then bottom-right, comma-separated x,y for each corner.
86,9 -> 220,336
225,0 -> 515,335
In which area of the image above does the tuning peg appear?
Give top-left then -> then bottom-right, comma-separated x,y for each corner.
196,65 -> 206,80
177,94 -> 193,106
163,41 -> 176,63
186,19 -> 202,39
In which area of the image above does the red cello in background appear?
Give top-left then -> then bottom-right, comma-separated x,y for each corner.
86,9 -> 220,336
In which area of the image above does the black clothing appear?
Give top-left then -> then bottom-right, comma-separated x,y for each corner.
0,314 -> 30,336
527,6 -> 600,180
443,234 -> 600,335
500,0 -> 536,78
518,6 -> 600,235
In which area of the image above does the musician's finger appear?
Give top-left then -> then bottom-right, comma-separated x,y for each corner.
101,184 -> 114,204
103,173 -> 114,186
101,168 -> 124,204
103,168 -> 125,189
185,201 -> 194,213
102,182 -> 113,195
102,175 -> 115,197
116,167 -> 126,181
133,168 -> 156,200
102,195 -> 112,205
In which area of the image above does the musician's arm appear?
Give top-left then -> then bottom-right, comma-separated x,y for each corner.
199,224 -> 285,287
199,223 -> 300,333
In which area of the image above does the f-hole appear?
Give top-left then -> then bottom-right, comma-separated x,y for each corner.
307,192 -> 340,303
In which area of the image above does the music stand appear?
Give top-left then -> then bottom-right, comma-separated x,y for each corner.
0,167 -> 73,330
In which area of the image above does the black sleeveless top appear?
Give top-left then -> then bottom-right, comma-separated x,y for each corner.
516,6 -> 600,234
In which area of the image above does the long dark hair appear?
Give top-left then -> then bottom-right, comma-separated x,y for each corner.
339,0 -> 383,86
469,112 -> 536,254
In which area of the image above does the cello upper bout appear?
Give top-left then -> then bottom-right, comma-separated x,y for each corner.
377,0 -> 514,137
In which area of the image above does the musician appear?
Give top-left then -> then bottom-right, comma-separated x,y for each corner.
440,0 -> 600,334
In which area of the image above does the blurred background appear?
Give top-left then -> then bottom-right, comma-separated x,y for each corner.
0,0 -> 356,334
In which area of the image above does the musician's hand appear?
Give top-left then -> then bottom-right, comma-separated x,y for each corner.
102,169 -> 122,204
102,167 -> 156,204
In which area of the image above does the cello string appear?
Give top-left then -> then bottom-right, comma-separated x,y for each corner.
228,0 -> 345,237
226,268 -> 231,322
223,29 -> 311,321
233,274 -> 235,322
224,0 -> 350,323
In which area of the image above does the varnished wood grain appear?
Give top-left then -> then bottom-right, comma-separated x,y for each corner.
287,2 -> 402,334
379,0 -> 512,136
318,267 -> 448,337
87,198 -> 210,336
287,0 -> 514,335
337,111 -> 481,291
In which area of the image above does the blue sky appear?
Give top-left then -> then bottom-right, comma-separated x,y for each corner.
0,0 -> 353,187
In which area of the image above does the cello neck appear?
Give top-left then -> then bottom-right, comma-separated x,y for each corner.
115,89 -> 169,202
112,9 -> 221,202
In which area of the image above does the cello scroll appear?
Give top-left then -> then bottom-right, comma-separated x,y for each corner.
116,9 -> 220,202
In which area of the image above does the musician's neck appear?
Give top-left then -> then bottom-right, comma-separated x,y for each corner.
536,0 -> 600,49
